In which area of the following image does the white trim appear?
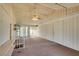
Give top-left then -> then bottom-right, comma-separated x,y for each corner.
39,13 -> 79,25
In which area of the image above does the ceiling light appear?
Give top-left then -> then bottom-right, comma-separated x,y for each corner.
32,15 -> 39,21
32,17 -> 38,21
32,4 -> 39,21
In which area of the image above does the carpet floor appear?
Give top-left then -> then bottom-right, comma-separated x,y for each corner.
12,37 -> 79,56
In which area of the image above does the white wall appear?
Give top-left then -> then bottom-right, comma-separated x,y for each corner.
39,14 -> 79,51
0,4 -> 16,55
0,4 -> 16,45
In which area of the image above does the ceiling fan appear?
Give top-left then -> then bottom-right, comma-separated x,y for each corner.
32,4 -> 41,21
32,14 -> 41,21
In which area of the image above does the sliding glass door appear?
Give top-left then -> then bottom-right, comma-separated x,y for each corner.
16,25 -> 39,38
16,26 -> 28,38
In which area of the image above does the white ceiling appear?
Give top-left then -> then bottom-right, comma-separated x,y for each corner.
11,3 -> 79,25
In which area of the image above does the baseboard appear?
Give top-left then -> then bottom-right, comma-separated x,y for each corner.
0,39 -> 15,56
41,37 -> 79,52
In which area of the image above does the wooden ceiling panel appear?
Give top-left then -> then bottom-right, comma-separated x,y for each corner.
11,3 -> 79,25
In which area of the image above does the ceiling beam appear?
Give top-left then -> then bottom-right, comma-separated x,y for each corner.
55,3 -> 68,16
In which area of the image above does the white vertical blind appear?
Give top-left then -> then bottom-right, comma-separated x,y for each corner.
16,26 -> 39,38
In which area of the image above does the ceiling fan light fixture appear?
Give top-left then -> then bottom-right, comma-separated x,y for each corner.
32,17 -> 38,21
32,15 -> 39,21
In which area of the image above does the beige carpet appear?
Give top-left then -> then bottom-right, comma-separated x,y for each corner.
12,37 -> 79,56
